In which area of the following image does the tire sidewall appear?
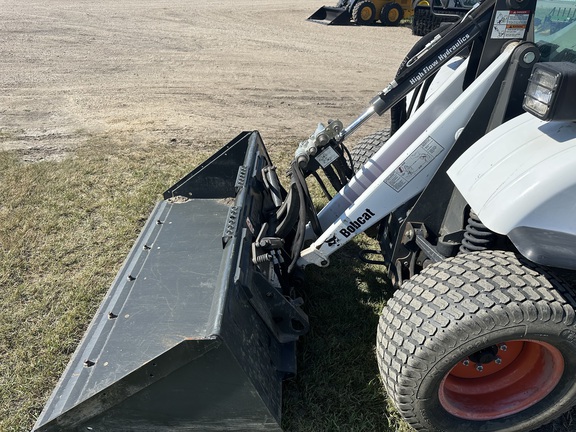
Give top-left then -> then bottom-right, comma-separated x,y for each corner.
350,128 -> 391,171
415,325 -> 576,432
353,1 -> 376,25
381,3 -> 403,25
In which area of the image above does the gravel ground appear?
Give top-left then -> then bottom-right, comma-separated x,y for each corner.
0,0 -> 418,161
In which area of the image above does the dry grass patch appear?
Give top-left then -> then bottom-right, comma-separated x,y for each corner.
0,133 -> 215,431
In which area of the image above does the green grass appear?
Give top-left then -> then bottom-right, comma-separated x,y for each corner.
0,134 -> 407,431
0,134 -> 206,431
279,170 -> 412,432
282,238 -> 408,432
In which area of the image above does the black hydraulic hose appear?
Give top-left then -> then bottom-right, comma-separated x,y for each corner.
406,84 -> 421,118
311,171 -> 333,201
287,161 -> 325,273
293,162 -> 322,238
341,141 -> 354,173
275,182 -> 300,238
332,157 -> 352,185
288,163 -> 308,274
322,164 -> 345,191
417,75 -> 434,108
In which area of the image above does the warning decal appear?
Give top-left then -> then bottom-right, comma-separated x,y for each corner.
492,10 -> 530,39
385,137 -> 444,192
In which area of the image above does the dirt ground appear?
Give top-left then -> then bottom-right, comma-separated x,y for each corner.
1,0 -> 419,161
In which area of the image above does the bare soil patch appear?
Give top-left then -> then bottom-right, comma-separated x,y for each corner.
1,0 -> 419,159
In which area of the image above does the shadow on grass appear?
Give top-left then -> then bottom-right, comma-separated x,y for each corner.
281,238 -> 408,432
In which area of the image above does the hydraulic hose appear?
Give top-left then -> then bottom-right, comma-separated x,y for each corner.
287,161 -> 324,273
293,162 -> 322,238
275,182 -> 300,239
288,162 -> 309,274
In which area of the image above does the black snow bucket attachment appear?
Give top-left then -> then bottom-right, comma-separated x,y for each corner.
307,6 -> 351,25
33,131 -> 308,431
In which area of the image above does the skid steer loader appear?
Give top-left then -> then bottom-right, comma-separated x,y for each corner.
307,0 -> 470,30
307,0 -> 413,26
34,0 -> 576,430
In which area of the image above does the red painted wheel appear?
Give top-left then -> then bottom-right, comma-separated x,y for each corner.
439,340 -> 565,420
377,251 -> 576,432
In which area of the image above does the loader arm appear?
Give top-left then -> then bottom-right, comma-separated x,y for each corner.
298,44 -> 517,267
288,0 -> 536,268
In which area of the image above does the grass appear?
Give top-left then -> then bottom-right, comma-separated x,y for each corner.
282,237 -> 410,432
0,134 -> 210,431
0,133 -> 406,432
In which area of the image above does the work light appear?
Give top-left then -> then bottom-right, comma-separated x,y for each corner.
523,62 -> 576,121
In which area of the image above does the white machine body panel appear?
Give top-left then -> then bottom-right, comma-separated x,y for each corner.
448,113 -> 576,236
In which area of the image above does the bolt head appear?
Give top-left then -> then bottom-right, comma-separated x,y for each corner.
500,344 -> 508,352
462,359 -> 470,366
317,134 -> 329,146
495,357 -> 502,365
476,364 -> 484,372
523,51 -> 536,64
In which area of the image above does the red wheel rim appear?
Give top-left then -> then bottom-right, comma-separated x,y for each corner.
438,340 -> 564,420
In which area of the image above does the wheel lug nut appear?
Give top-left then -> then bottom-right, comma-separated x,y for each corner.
495,357 -> 502,365
500,344 -> 507,351
462,359 -> 470,366
476,364 -> 484,372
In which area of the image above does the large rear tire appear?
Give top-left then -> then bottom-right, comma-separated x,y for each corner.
350,128 -> 391,172
412,6 -> 437,36
377,250 -> 576,431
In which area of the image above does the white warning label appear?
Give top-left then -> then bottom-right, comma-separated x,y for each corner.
316,145 -> 339,168
385,137 -> 444,192
492,10 -> 530,39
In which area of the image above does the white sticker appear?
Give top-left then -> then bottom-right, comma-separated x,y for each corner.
385,137 -> 444,192
315,146 -> 339,168
491,10 -> 530,39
